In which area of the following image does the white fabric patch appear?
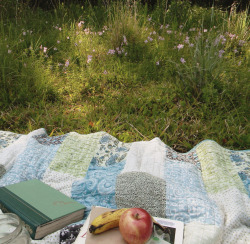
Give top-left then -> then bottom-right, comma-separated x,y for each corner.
121,138 -> 166,179
42,168 -> 78,197
0,129 -> 46,172
209,187 -> 250,244
184,222 -> 222,244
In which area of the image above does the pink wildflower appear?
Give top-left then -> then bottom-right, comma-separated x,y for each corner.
218,50 -> 225,58
65,60 -> 69,67
228,33 -> 236,40
148,37 -> 153,42
184,36 -> 190,44
180,58 -> 186,64
239,40 -> 246,46
87,55 -> 92,63
177,44 -> 184,50
123,35 -> 128,45
84,28 -> 90,34
78,21 -> 84,28
108,49 -> 115,55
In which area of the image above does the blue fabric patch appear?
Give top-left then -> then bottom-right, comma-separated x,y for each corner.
0,137 -> 62,186
71,160 -> 125,219
230,151 -> 250,196
92,134 -> 130,167
238,172 -> 250,196
164,161 -> 222,225
0,139 -> 7,148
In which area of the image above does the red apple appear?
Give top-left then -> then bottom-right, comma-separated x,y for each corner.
119,208 -> 153,244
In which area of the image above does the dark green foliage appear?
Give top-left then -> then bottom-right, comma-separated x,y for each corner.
1,0 -> 248,11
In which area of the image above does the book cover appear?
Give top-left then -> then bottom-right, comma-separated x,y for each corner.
0,179 -> 85,239
74,206 -> 184,244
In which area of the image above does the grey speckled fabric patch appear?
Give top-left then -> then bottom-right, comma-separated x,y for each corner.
115,171 -> 166,217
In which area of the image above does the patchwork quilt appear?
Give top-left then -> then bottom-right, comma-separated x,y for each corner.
0,128 -> 249,244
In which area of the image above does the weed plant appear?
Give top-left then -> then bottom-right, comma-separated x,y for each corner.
0,0 -> 249,151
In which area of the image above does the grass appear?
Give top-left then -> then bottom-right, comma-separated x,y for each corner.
0,0 -> 249,152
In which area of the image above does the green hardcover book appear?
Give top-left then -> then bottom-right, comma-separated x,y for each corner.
0,179 -> 85,239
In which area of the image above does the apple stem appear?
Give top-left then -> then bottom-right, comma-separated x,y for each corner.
135,213 -> 139,219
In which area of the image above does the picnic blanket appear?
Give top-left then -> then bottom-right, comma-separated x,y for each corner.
0,128 -> 249,244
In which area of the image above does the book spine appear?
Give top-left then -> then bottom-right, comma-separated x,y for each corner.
0,200 -> 36,239
0,186 -> 51,239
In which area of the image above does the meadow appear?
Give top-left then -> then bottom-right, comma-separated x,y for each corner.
0,1 -> 249,152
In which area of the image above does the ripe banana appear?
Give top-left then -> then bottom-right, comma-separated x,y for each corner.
89,208 -> 129,234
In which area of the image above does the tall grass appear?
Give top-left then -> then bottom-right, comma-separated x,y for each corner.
0,0 -> 249,151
